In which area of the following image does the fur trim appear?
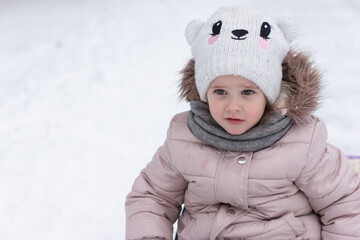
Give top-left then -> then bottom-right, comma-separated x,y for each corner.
275,49 -> 322,124
178,49 -> 322,125
178,59 -> 200,101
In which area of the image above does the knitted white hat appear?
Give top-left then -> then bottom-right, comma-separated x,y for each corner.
185,6 -> 297,104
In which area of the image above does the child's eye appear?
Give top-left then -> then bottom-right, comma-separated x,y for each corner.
214,89 -> 227,95
242,90 -> 255,95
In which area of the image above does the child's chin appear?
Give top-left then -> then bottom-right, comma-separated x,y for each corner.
225,127 -> 247,135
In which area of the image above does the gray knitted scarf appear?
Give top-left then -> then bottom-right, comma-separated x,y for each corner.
187,101 -> 293,152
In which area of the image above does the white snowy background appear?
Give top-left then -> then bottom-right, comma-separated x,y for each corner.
0,0 -> 359,239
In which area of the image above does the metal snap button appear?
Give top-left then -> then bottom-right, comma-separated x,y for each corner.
226,208 -> 236,216
237,156 -> 247,165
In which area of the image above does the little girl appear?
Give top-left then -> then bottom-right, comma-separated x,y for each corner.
125,6 -> 360,239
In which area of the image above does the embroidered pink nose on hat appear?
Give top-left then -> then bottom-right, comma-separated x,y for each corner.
185,6 -> 297,104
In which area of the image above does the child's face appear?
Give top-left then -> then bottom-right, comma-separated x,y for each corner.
206,75 -> 267,135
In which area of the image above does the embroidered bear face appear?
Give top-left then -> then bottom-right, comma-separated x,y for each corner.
207,19 -> 272,50
185,6 -> 296,51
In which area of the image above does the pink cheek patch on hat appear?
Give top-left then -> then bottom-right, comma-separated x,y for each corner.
259,37 -> 271,50
208,35 -> 219,45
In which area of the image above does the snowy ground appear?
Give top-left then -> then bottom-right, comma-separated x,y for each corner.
0,0 -> 359,239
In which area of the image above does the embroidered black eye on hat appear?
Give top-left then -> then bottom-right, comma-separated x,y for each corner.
185,6 -> 297,104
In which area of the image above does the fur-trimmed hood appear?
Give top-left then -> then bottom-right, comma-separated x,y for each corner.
178,49 -> 322,125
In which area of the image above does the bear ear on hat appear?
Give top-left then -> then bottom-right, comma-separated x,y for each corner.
185,19 -> 204,46
277,19 -> 298,43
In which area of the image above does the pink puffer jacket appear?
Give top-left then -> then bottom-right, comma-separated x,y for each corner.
126,112 -> 360,239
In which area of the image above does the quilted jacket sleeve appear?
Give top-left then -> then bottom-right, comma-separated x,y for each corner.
125,120 -> 188,240
295,118 -> 360,239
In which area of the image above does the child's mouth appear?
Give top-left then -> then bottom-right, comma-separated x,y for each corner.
226,118 -> 244,125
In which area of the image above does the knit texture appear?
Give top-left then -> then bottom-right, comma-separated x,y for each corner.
187,101 -> 293,152
185,6 -> 296,103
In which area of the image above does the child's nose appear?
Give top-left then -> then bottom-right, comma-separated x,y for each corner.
226,97 -> 242,112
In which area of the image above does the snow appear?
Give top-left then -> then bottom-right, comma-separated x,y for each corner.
0,0 -> 359,239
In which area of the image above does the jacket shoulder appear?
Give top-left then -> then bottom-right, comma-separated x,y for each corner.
279,115 -> 328,147
168,111 -> 203,144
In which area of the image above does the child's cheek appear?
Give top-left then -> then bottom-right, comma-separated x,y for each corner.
259,37 -> 271,50
208,35 -> 219,45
